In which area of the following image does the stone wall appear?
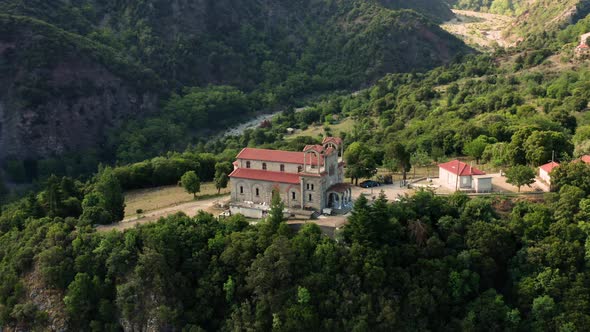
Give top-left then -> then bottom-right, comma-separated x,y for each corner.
231,177 -> 325,210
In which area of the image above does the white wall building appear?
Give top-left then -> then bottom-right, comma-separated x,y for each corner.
438,160 -> 492,193
538,161 -> 560,185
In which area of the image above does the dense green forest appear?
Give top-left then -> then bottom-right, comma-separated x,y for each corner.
1,161 -> 590,330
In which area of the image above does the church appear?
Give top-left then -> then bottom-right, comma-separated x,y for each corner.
228,137 -> 352,218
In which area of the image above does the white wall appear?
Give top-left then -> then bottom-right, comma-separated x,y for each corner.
230,205 -> 265,219
238,159 -> 303,173
539,168 -> 551,184
439,168 -> 476,191
439,168 -> 459,190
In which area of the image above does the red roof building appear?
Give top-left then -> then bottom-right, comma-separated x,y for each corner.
575,33 -> 590,59
438,160 -> 492,193
579,155 -> 590,164
540,161 -> 560,174
538,161 -> 560,186
229,137 -> 351,215
438,160 -> 486,176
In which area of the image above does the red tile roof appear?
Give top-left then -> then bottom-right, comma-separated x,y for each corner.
540,161 -> 560,173
236,148 -> 322,165
303,145 -> 325,153
323,137 -> 343,146
327,183 -> 352,192
438,160 -> 486,176
229,168 -> 302,184
572,156 -> 590,164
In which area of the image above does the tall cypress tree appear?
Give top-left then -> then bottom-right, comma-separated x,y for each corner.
94,167 -> 125,222
268,189 -> 285,230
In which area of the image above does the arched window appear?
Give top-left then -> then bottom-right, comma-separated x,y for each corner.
246,161 -> 251,168
256,188 -> 260,196
240,186 -> 244,194
311,184 -> 314,190
280,164 -> 285,172
262,163 -> 267,170
292,192 -> 296,200
308,194 -> 312,202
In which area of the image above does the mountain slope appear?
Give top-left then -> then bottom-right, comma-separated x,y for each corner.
446,0 -> 590,39
0,15 -> 160,161
1,0 -> 466,89
0,0 -> 469,168
510,0 -> 590,37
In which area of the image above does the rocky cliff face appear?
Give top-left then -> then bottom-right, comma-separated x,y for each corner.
0,16 -> 159,160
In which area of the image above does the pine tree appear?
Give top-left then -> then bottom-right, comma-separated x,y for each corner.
343,195 -> 372,244
94,167 -> 125,222
268,189 -> 285,229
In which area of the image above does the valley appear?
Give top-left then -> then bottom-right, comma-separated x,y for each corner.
3,0 -> 590,331
442,9 -> 515,49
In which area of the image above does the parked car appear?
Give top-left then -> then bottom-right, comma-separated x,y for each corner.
359,180 -> 380,188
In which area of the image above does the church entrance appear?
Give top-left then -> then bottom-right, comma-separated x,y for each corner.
328,192 -> 341,209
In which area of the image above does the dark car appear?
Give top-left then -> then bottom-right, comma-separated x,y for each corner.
359,180 -> 380,188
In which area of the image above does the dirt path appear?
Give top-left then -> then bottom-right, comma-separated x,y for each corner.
97,195 -> 229,232
442,10 -> 515,49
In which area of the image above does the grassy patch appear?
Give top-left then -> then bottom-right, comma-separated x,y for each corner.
124,183 -> 230,218
285,118 -> 356,141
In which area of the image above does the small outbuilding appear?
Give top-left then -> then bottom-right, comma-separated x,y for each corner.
438,160 -> 492,193
538,161 -> 560,185
575,33 -> 590,59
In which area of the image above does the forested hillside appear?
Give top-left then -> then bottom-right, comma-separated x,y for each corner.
376,0 -> 455,22
446,0 -> 527,15
0,15 -> 161,162
2,166 -> 590,330
0,0 -> 468,172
